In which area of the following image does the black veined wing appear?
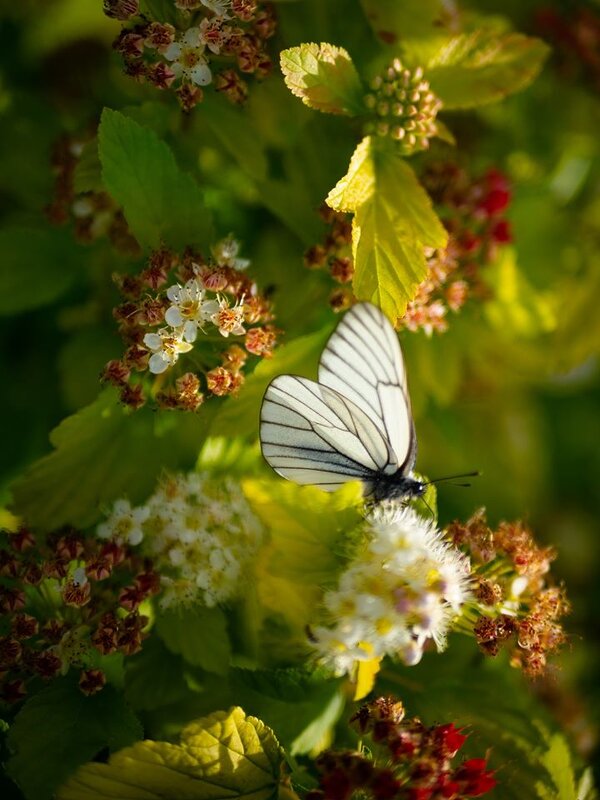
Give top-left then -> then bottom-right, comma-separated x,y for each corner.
259,302 -> 421,500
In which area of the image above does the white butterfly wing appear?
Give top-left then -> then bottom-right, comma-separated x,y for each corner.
260,374 -> 395,492
318,302 -> 415,474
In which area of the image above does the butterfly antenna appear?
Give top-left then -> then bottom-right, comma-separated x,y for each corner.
419,495 -> 436,520
424,470 -> 480,486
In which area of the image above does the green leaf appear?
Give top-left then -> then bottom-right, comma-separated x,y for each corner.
10,390 -> 215,530
280,43 -> 365,115
327,137 -> 447,320
0,228 -> 81,316
125,637 -> 190,712
211,325 -> 332,438
232,668 -> 345,756
98,108 -> 212,251
426,30 -> 550,110
57,706 -> 284,800
156,605 -> 232,675
359,0 -> 452,44
7,678 -> 141,800
535,730 -> 578,800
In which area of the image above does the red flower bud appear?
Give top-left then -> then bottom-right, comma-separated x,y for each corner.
491,219 -> 512,244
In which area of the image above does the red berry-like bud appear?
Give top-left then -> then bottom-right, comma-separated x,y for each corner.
491,219 -> 512,243
12,613 -> 39,639
0,587 -> 26,612
10,529 -> 36,552
0,678 -> 27,703
79,668 -> 106,695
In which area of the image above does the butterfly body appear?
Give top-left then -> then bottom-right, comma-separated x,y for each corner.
260,302 -> 420,503
370,473 -> 425,503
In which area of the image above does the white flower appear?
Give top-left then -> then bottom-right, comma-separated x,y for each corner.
212,235 -> 250,271
143,327 -> 193,374
207,297 -> 246,337
165,278 -> 213,342
198,16 -> 227,55
97,499 -> 150,546
164,28 -> 212,86
110,472 -> 265,609
309,507 -> 471,674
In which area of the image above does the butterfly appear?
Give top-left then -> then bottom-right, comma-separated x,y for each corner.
260,301 -> 426,503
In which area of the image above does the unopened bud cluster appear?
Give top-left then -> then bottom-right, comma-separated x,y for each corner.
306,696 -> 497,800
364,60 -> 442,155
103,238 -> 276,411
0,525 -> 158,704
46,134 -> 140,256
449,509 -> 570,677
304,204 -> 355,313
98,472 -> 265,609
107,1 -> 276,110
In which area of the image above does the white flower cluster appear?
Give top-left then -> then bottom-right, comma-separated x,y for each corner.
310,507 -> 471,674
166,3 -> 235,87
142,236 -> 249,374
98,473 -> 264,608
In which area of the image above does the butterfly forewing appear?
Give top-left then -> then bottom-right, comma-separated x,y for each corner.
318,303 -> 413,472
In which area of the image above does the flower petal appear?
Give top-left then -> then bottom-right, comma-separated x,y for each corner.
164,42 -> 182,61
149,353 -> 170,374
143,333 -> 162,350
183,320 -> 198,343
167,284 -> 182,302
183,27 -> 201,47
165,306 -> 184,327
190,62 -> 212,86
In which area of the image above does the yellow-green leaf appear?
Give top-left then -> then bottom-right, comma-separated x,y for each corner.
244,480 -> 362,650
327,137 -> 447,320
484,247 -> 556,338
57,706 -> 284,800
280,43 -> 365,115
359,0 -> 451,44
426,30 -> 550,109
353,655 -> 382,701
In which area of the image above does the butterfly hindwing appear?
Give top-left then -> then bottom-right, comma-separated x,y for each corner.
260,374 -> 396,492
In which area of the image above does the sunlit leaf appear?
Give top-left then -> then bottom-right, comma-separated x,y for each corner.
327,137 -> 447,319
360,0 -> 452,44
425,30 -> 550,109
280,43 -> 365,115
56,706 -> 284,800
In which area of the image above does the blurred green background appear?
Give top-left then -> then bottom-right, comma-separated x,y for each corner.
0,0 -> 599,783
